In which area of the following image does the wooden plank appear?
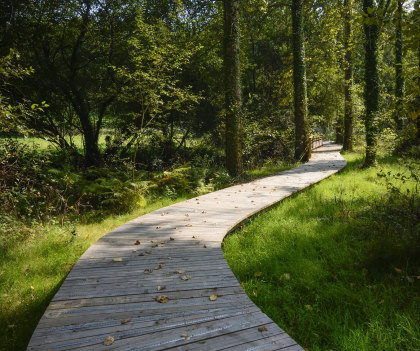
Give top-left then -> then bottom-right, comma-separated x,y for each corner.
27,144 -> 346,350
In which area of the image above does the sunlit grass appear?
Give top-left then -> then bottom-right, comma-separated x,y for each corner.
223,152 -> 420,351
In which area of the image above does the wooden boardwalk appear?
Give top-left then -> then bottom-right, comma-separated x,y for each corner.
28,143 -> 346,351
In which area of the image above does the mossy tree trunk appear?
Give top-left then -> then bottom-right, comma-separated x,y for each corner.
394,0 -> 404,130
292,0 -> 309,162
362,0 -> 380,167
224,0 -> 242,177
343,0 -> 354,151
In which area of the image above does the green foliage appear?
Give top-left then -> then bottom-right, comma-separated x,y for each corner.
0,50 -> 36,135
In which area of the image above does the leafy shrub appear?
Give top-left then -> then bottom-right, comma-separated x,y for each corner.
363,162 -> 420,261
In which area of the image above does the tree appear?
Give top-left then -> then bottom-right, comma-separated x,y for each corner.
115,12 -> 200,177
394,0 -> 404,130
224,0 -> 242,176
292,0 -> 309,161
6,0 -> 138,166
343,0 -> 354,151
362,0 -> 392,167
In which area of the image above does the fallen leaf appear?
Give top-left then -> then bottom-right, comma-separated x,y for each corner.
170,237 -> 175,241
154,265 -> 161,270
305,304 -> 313,311
30,285 -> 35,290
156,226 -> 161,229
192,235 -> 199,239
159,263 -> 165,269
181,275 -> 192,281
157,285 -> 165,291
138,253 -> 144,256
132,250 -> 137,253
134,240 -> 141,245
168,256 -> 173,260
253,291 -> 258,296
181,334 -> 190,341
121,318 -> 131,324
394,267 -> 402,274
209,294 -> 218,301
201,211 -> 206,213
103,336 -> 115,346
112,258 -> 123,262
203,245 -> 207,248
186,224 -> 192,227
155,295 -> 169,303
146,251 -> 152,254
174,270 -> 185,274
144,269 -> 152,274
406,276 -> 414,283
258,327 -> 267,332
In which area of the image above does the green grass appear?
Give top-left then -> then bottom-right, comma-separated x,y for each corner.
6,135 -> 110,151
223,152 -> 420,351
0,196 -> 189,351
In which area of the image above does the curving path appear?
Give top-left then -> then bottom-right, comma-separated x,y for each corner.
28,143 -> 346,351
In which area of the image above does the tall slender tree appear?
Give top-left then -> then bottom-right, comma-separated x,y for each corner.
362,0 -> 391,167
223,0 -> 242,176
343,0 -> 354,151
292,0 -> 309,161
394,0 -> 404,130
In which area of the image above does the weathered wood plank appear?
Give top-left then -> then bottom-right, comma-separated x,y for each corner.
27,144 -> 346,350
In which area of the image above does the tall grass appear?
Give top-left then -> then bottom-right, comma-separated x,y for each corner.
223,152 -> 420,351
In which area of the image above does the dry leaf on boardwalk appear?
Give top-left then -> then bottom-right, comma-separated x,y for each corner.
157,285 -> 165,291
192,235 -> 199,239
174,270 -> 185,274
112,258 -> 123,262
134,240 -> 141,245
181,334 -> 191,341
155,295 -> 169,303
258,327 -> 267,332
394,267 -> 402,274
180,275 -> 192,281
103,336 -> 115,345
144,269 -> 152,274
170,237 -> 175,241
121,318 -> 131,324
209,294 -> 218,301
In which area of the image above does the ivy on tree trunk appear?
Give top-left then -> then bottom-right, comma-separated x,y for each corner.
292,0 -> 309,162
343,0 -> 354,151
224,0 -> 242,177
363,0 -> 380,167
394,0 -> 404,131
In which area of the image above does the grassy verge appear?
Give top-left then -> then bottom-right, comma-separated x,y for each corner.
223,152 -> 420,351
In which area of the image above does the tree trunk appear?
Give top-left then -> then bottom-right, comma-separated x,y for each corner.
79,110 -> 102,167
224,0 -> 242,176
394,0 -> 404,130
417,45 -> 420,144
292,0 -> 309,162
343,0 -> 354,151
363,0 -> 380,167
